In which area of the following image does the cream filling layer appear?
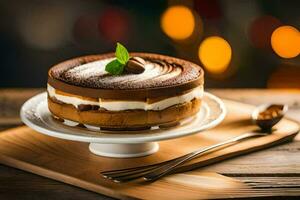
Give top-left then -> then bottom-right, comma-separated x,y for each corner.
47,84 -> 203,111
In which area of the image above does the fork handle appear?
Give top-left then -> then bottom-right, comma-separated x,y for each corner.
143,132 -> 266,181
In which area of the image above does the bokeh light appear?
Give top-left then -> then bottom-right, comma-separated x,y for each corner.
271,25 -> 300,58
73,14 -> 99,43
98,7 -> 130,43
198,36 -> 232,74
248,15 -> 281,49
268,64 -> 300,88
161,6 -> 195,40
17,6 -> 73,50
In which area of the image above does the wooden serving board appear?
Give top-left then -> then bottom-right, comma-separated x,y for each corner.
0,100 -> 299,200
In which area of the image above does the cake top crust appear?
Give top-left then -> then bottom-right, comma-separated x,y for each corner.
50,53 -> 203,90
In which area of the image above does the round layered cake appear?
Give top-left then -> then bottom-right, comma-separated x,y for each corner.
47,53 -> 204,130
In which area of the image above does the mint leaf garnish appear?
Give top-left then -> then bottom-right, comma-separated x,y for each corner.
115,42 -> 129,64
105,59 -> 124,75
105,42 -> 130,75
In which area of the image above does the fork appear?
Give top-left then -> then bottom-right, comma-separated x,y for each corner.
101,132 -> 268,182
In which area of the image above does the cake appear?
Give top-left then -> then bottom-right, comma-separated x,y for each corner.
47,51 -> 204,130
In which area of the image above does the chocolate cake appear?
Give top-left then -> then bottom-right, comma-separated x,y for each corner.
47,52 -> 204,130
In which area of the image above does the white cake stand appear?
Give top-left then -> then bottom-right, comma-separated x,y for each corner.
20,92 -> 226,158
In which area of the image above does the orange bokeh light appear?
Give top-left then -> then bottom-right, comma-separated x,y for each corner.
161,6 -> 195,40
271,25 -> 300,58
198,36 -> 232,74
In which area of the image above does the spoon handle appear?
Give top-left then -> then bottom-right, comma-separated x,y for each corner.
143,132 -> 267,181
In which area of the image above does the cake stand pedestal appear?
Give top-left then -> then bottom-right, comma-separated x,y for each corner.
89,142 -> 159,158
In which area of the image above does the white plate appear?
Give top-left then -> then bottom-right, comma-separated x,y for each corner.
21,92 -> 226,158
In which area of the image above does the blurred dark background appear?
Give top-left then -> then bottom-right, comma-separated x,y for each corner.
0,0 -> 299,88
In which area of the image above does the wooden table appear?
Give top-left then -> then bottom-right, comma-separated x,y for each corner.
0,88 -> 299,199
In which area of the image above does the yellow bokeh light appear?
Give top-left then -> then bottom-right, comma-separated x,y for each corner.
161,6 -> 195,40
198,36 -> 232,74
271,25 -> 300,58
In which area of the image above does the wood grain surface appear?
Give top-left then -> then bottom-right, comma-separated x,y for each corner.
0,88 -> 300,199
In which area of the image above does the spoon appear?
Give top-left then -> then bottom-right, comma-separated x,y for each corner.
101,104 -> 288,182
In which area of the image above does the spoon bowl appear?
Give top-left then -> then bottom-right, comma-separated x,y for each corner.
252,104 -> 288,131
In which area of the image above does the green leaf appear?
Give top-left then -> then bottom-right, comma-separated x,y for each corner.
105,59 -> 124,75
115,42 -> 129,64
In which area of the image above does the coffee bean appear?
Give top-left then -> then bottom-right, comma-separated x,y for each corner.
125,57 -> 146,74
